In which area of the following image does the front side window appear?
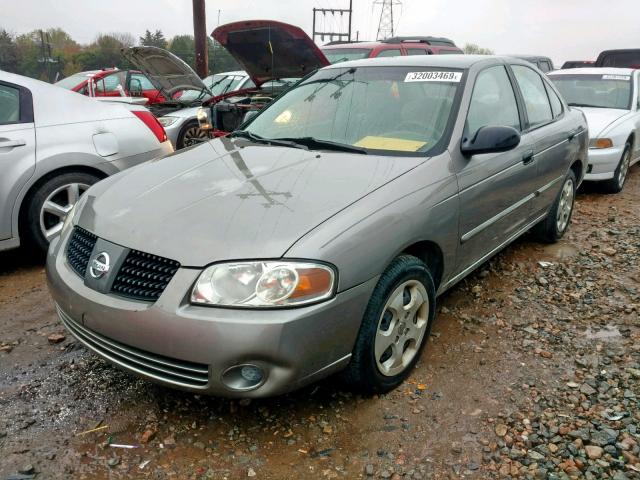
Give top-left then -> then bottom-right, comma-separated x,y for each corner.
55,72 -> 90,90
95,72 -> 126,93
130,73 -> 155,91
539,61 -> 552,73
321,48 -> 373,64
0,84 -> 20,124
549,73 -> 633,110
245,66 -> 463,154
376,49 -> 402,58
466,66 -> 520,140
512,65 -> 553,128
406,48 -> 429,56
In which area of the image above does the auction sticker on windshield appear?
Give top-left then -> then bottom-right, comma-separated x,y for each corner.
602,75 -> 630,81
405,71 -> 462,82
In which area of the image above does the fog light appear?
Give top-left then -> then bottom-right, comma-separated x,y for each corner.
221,364 -> 266,391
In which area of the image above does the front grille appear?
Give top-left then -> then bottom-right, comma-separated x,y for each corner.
111,250 -> 180,302
57,305 -> 209,388
66,227 -> 97,277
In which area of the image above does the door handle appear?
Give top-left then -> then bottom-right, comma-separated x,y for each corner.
0,139 -> 26,148
522,150 -> 535,165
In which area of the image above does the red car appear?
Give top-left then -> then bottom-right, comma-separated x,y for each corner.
321,36 -> 463,64
55,69 -> 165,105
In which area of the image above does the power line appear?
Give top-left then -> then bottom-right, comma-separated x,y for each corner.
312,0 -> 353,44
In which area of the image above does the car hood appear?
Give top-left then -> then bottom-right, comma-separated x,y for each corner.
211,20 -> 329,87
121,46 -> 209,97
79,138 -> 421,266
573,107 -> 631,137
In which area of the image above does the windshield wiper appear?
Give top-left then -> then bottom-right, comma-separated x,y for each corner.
229,130 -> 306,150
567,102 -> 611,109
273,137 -> 368,154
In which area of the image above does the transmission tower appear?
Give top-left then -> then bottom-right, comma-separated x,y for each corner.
374,0 -> 402,40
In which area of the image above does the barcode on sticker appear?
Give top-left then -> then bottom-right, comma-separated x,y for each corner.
405,71 -> 462,82
602,75 -> 630,81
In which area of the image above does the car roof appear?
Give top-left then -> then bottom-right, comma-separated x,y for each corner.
322,55 -> 517,70
549,67 -> 637,76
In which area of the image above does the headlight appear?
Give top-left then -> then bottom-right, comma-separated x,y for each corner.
191,261 -> 336,308
196,107 -> 213,131
158,116 -> 179,127
589,138 -> 613,149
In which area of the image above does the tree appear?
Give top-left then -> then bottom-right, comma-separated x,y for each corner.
0,30 -> 18,72
463,43 -> 494,55
139,29 -> 167,49
169,34 -> 195,68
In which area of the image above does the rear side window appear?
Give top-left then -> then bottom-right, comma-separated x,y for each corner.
406,48 -> 429,55
0,84 -> 20,124
545,83 -> 563,118
512,65 -> 553,128
376,49 -> 402,58
539,61 -> 552,73
466,66 -> 521,140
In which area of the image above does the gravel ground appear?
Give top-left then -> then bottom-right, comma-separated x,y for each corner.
0,167 -> 638,480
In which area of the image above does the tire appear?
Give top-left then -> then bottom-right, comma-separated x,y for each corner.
532,169 -> 576,243
342,255 -> 436,394
22,172 -> 100,253
177,120 -> 208,149
602,143 -> 632,194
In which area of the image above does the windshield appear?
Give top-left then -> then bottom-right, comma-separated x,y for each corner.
598,51 -> 640,68
322,48 -> 373,64
55,72 -> 91,90
550,74 -> 632,110
206,74 -> 246,96
244,66 -> 462,154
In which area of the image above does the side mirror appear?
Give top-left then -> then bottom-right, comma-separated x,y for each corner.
461,125 -> 521,156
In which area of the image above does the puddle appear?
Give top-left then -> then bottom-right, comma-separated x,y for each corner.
582,325 -> 623,341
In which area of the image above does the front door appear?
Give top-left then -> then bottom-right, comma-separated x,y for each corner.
455,65 -> 537,275
0,81 -> 36,241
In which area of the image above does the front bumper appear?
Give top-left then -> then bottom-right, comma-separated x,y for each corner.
584,146 -> 623,181
46,234 -> 376,397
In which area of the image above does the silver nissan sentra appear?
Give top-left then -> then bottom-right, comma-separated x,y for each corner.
47,55 -> 588,397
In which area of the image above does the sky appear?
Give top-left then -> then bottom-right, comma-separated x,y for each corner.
2,0 -> 639,66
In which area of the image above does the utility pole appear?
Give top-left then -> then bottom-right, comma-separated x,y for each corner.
374,0 -> 402,40
192,0 -> 208,78
312,0 -> 353,44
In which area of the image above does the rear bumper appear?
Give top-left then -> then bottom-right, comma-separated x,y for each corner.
46,233 -> 376,397
584,146 -> 623,181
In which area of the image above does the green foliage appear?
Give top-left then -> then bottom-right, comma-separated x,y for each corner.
463,43 -> 494,55
208,39 -> 240,74
0,29 -> 19,73
169,35 -> 195,68
139,29 -> 167,49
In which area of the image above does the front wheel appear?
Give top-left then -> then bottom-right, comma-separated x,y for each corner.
602,143 -> 631,194
342,255 -> 436,394
532,169 -> 576,243
177,120 -> 208,149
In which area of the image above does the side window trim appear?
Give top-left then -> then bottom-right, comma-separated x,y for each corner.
0,80 -> 34,125
464,64 -> 523,141
509,64 -> 555,134
542,78 -> 564,119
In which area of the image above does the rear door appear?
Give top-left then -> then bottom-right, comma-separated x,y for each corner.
510,64 -> 576,217
455,65 -> 537,272
0,81 -> 36,241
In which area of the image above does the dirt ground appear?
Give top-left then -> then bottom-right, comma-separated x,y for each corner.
1,167 -> 638,480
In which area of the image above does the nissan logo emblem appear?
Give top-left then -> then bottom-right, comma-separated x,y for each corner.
89,252 -> 110,279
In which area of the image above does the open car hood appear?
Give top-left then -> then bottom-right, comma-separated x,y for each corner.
121,46 -> 209,97
212,20 -> 329,87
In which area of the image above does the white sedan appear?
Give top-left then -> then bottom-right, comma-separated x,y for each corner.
0,71 -> 173,253
549,68 -> 640,193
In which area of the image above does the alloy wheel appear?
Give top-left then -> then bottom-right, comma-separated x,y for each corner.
39,183 -> 89,241
374,280 -> 429,377
617,149 -> 631,189
555,178 -> 574,234
182,126 -> 208,147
